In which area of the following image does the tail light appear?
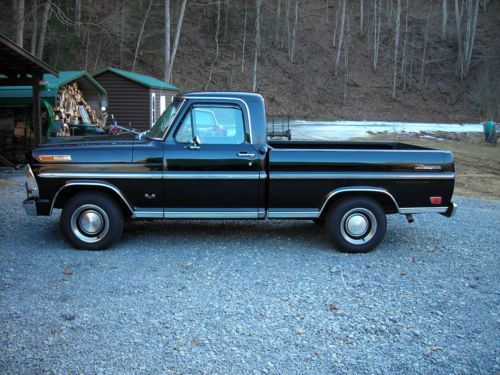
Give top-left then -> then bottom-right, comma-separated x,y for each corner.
430,196 -> 442,205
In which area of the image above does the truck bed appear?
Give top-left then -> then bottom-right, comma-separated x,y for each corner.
268,140 -> 430,150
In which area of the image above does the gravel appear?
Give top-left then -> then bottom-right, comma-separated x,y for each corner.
1,172 -> 499,374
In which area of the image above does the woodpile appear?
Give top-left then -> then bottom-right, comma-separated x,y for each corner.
0,111 -> 34,165
54,82 -> 98,131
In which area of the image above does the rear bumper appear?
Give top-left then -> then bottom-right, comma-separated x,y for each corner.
441,202 -> 458,218
23,198 -> 52,216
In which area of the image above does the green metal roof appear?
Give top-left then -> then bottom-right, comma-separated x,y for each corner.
94,67 -> 178,90
0,71 -> 107,107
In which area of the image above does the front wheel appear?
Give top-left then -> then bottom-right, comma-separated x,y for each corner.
60,191 -> 123,250
325,196 -> 387,253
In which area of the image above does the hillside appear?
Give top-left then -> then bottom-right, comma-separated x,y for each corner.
1,0 -> 499,122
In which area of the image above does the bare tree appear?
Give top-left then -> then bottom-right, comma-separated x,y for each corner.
274,0 -> 281,45
392,0 -> 401,99
454,0 -> 479,80
372,0 -> 382,71
75,0 -> 81,35
252,0 -> 261,92
343,10 -> 351,104
289,0 -> 298,63
119,2 -> 126,68
36,0 -> 51,58
441,0 -> 447,40
241,0 -> 247,72
223,0 -> 229,43
30,0 -> 38,55
334,0 -> 346,76
359,0 -> 364,35
132,0 -> 154,72
15,0 -> 25,47
164,0 -> 188,83
420,4 -> 432,85
215,0 -> 221,61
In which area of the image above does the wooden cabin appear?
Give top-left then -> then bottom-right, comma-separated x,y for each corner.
93,67 -> 178,130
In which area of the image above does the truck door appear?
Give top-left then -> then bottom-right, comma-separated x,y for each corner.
162,102 -> 265,218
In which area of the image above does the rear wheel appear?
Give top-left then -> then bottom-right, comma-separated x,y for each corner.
60,191 -> 123,250
325,196 -> 386,253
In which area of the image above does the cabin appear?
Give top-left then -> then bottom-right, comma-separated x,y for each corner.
93,67 -> 178,130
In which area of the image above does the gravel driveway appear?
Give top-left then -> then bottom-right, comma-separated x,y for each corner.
1,173 -> 499,374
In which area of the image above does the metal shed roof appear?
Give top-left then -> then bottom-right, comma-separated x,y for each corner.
0,33 -> 58,79
0,71 -> 107,107
94,67 -> 178,90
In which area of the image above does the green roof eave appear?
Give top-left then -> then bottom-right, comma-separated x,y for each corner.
0,70 -> 107,107
93,67 -> 178,90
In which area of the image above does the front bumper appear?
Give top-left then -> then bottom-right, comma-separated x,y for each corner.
23,198 -> 52,216
441,202 -> 458,218
23,198 -> 37,216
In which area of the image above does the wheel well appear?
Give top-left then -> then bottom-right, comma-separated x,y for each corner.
53,185 -> 134,217
320,191 -> 399,218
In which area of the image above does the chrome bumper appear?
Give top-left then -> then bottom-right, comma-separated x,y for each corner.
23,198 -> 37,216
441,202 -> 458,218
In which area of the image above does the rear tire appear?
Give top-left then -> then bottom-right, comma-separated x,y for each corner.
325,196 -> 386,253
60,191 -> 123,250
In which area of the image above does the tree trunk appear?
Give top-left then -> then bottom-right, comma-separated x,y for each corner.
289,0 -> 298,63
168,0 -> 187,81
215,0 -> 221,61
132,0 -> 154,72
15,0 -> 25,47
75,0 -> 81,35
335,0 -> 346,76
119,2 -> 126,68
30,0 -> 38,55
359,0 -> 364,35
36,0 -> 51,59
241,0 -> 247,72
274,0 -> 281,45
372,0 -> 381,71
392,0 -> 401,99
441,0 -> 447,40
252,0 -> 261,92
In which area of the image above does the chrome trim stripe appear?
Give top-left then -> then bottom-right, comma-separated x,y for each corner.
40,172 -> 163,179
134,211 -> 163,218
163,209 -> 260,219
270,149 -> 453,154
399,207 -> 449,214
320,187 -> 400,214
50,181 -> 134,216
179,96 -> 254,143
268,209 -> 320,219
163,172 -> 262,180
40,171 -> 266,180
271,172 -> 455,180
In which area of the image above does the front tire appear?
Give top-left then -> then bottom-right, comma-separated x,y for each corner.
325,196 -> 387,253
60,192 -> 123,250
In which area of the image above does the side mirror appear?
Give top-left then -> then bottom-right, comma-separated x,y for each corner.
186,135 -> 202,150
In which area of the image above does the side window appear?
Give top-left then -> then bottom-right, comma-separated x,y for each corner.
175,105 -> 246,145
175,112 -> 193,143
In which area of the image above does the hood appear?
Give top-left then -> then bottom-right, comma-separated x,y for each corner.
31,134 -> 140,164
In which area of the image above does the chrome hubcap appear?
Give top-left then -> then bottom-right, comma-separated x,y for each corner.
70,204 -> 109,243
340,208 -> 377,245
79,211 -> 103,235
345,214 -> 369,236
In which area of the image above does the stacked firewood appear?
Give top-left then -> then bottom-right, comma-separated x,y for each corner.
54,82 -> 98,129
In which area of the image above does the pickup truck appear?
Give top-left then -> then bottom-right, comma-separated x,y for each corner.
23,92 -> 457,253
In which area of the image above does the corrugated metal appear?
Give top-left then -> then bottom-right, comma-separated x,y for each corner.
94,71 -> 150,130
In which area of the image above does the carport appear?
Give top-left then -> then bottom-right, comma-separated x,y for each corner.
0,33 -> 58,145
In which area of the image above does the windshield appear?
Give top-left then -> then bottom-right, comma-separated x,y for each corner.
144,99 -> 183,139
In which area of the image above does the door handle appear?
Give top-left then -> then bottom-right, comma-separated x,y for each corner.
237,152 -> 256,158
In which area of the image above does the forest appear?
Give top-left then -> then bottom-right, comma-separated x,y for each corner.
1,0 -> 499,122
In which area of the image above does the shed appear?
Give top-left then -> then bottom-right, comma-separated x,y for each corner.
0,32 -> 58,164
93,67 -> 178,130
